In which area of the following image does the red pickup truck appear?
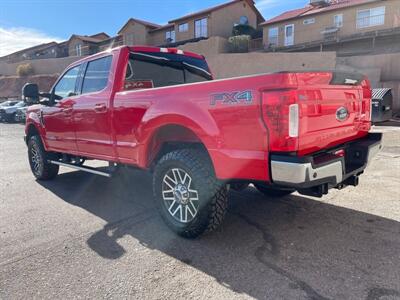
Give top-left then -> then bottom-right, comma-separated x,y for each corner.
24,46 -> 382,238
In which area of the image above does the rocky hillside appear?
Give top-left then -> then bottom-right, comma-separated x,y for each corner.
0,74 -> 58,99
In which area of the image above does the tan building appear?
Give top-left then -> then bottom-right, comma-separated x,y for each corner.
118,0 -> 264,47
67,33 -> 110,57
118,19 -> 161,46
261,0 -> 400,55
0,42 -> 68,63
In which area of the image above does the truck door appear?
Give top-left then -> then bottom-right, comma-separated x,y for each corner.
73,55 -> 114,158
42,64 -> 81,152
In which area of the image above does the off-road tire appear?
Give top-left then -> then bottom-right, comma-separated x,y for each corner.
28,135 -> 59,180
153,149 -> 228,238
254,183 -> 294,197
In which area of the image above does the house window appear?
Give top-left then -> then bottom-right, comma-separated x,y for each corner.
239,16 -> 249,25
75,44 -> 82,56
178,23 -> 188,32
334,14 -> 343,27
165,30 -> 176,43
195,18 -> 208,38
268,27 -> 279,46
303,18 -> 315,25
357,6 -> 385,28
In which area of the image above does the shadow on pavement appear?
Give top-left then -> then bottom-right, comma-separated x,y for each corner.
38,168 -> 400,300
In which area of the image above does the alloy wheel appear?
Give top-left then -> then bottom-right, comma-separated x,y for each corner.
162,168 -> 199,223
30,143 -> 43,175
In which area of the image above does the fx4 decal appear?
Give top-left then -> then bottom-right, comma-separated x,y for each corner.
210,90 -> 253,106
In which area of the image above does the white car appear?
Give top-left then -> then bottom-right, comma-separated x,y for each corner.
0,101 -> 26,122
0,100 -> 19,107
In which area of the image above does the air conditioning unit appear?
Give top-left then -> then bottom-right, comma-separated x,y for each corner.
310,0 -> 330,6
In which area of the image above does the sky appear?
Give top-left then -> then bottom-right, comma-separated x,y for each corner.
0,0 -> 308,56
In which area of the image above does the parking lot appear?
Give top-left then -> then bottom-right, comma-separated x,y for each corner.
0,123 -> 399,299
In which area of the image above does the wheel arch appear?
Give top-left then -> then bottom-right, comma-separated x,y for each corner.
26,123 -> 40,142
25,123 -> 47,150
144,123 -> 214,171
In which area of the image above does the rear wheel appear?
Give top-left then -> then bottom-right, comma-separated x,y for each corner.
254,183 -> 294,197
153,149 -> 228,238
28,135 -> 59,180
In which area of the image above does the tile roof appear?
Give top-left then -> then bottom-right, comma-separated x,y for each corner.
303,0 -> 378,16
69,35 -> 103,43
261,0 -> 379,26
89,32 -> 110,40
149,24 -> 175,33
1,42 -> 58,58
169,0 -> 263,23
118,18 -> 161,34
118,0 -> 264,35
261,7 -> 313,25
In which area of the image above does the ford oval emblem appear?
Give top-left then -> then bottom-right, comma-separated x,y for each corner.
336,107 -> 349,122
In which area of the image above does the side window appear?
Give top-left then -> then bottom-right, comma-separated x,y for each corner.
123,52 -> 212,91
54,65 -> 80,99
81,56 -> 112,94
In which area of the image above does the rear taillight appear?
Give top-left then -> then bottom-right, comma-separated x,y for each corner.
361,78 -> 372,127
288,104 -> 299,137
262,90 -> 299,152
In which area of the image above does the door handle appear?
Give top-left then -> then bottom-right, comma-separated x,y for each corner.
94,103 -> 107,113
61,107 -> 73,113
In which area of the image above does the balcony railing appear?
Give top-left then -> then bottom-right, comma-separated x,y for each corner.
321,26 -> 340,41
356,14 -> 385,29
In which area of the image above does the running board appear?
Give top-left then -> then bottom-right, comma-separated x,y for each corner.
48,160 -> 112,178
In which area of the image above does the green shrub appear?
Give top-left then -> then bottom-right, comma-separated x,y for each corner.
228,35 -> 251,53
232,24 -> 261,38
16,63 -> 34,77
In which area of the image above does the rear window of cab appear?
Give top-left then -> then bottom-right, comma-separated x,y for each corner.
124,52 -> 212,91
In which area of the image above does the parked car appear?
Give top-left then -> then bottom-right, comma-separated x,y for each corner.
24,46 -> 382,238
15,106 -> 28,123
0,101 -> 26,122
0,100 -> 19,107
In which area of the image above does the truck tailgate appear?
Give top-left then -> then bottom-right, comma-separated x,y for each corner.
297,72 -> 371,155
296,72 -> 371,155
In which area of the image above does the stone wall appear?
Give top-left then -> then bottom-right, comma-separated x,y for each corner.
206,52 -> 337,79
338,53 -> 400,82
178,36 -> 229,57
0,56 -> 81,77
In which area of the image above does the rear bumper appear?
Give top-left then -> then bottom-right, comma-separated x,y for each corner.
270,133 -> 382,190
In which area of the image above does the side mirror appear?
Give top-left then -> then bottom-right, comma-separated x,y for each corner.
22,83 -> 39,101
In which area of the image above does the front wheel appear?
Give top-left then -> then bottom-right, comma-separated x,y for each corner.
28,135 -> 59,180
153,149 -> 228,238
254,183 -> 294,197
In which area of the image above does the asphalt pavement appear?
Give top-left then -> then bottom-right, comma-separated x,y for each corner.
0,123 -> 399,300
